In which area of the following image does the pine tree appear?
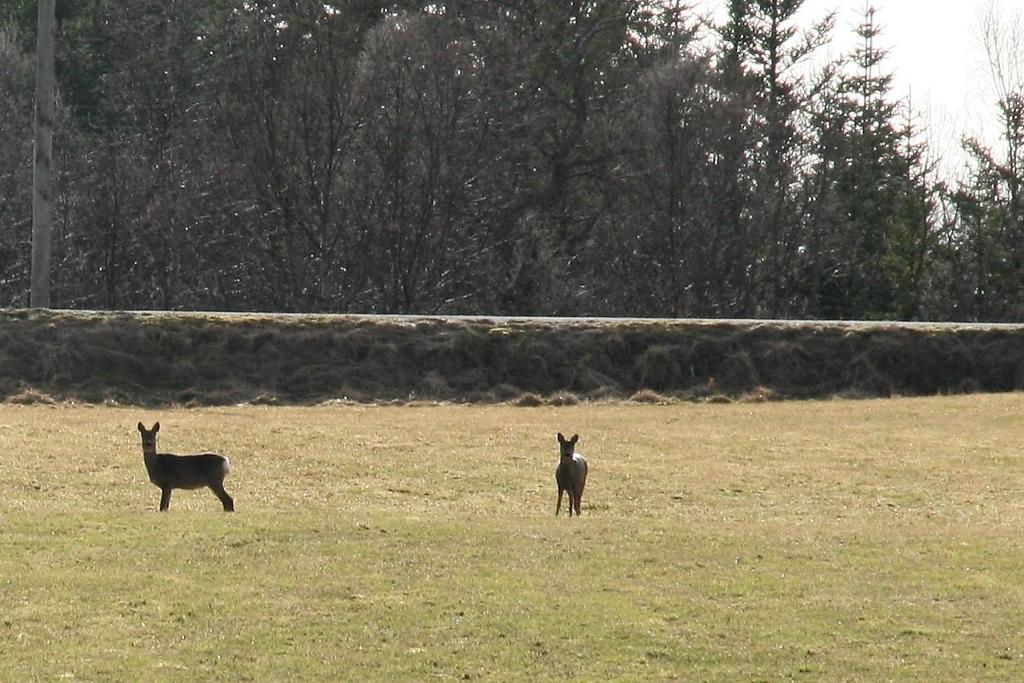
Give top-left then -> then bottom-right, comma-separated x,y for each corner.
805,5 -> 935,319
720,0 -> 834,316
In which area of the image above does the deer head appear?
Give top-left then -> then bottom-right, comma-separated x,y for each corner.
557,432 -> 578,462
137,421 -> 160,454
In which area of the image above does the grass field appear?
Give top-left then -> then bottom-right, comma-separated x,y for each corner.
2,395 -> 1024,680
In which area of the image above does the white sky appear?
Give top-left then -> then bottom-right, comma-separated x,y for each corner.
699,0 -> 1024,178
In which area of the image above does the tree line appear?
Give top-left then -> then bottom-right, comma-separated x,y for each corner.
0,0 -> 1022,321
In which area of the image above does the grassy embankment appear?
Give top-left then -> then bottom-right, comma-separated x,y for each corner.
2,396 -> 1024,680
4,308 -> 1024,406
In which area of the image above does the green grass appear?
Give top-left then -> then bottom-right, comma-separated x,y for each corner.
2,396 -> 1024,680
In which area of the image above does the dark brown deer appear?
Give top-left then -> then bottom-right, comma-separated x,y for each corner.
136,422 -> 234,512
555,432 -> 588,516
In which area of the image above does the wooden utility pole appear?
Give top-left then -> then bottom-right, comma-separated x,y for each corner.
31,0 -> 55,308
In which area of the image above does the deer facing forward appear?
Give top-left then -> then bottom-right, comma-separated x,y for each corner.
137,422 -> 234,512
555,432 -> 588,516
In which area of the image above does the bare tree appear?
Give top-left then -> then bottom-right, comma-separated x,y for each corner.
601,53 -> 757,317
943,1 -> 1024,320
352,14 -> 497,313
978,1 -> 1024,209
0,24 -> 34,306
209,1 -> 370,312
30,0 -> 55,308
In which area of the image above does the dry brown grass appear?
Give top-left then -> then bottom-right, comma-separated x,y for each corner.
5,309 -> 1024,406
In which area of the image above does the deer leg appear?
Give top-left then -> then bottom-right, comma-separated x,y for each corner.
159,487 -> 172,511
210,483 -> 234,512
556,488 -> 564,516
574,489 -> 582,516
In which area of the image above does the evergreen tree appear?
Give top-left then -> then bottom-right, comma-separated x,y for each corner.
802,5 -> 935,319
719,0 -> 834,316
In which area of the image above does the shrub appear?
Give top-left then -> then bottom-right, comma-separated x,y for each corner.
513,392 -> 545,407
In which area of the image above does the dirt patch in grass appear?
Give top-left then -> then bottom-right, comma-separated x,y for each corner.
2,310 -> 1024,405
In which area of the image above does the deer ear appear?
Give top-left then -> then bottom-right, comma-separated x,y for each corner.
153,422 -> 160,432
137,422 -> 144,433
570,434 -> 578,445
557,432 -> 565,444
